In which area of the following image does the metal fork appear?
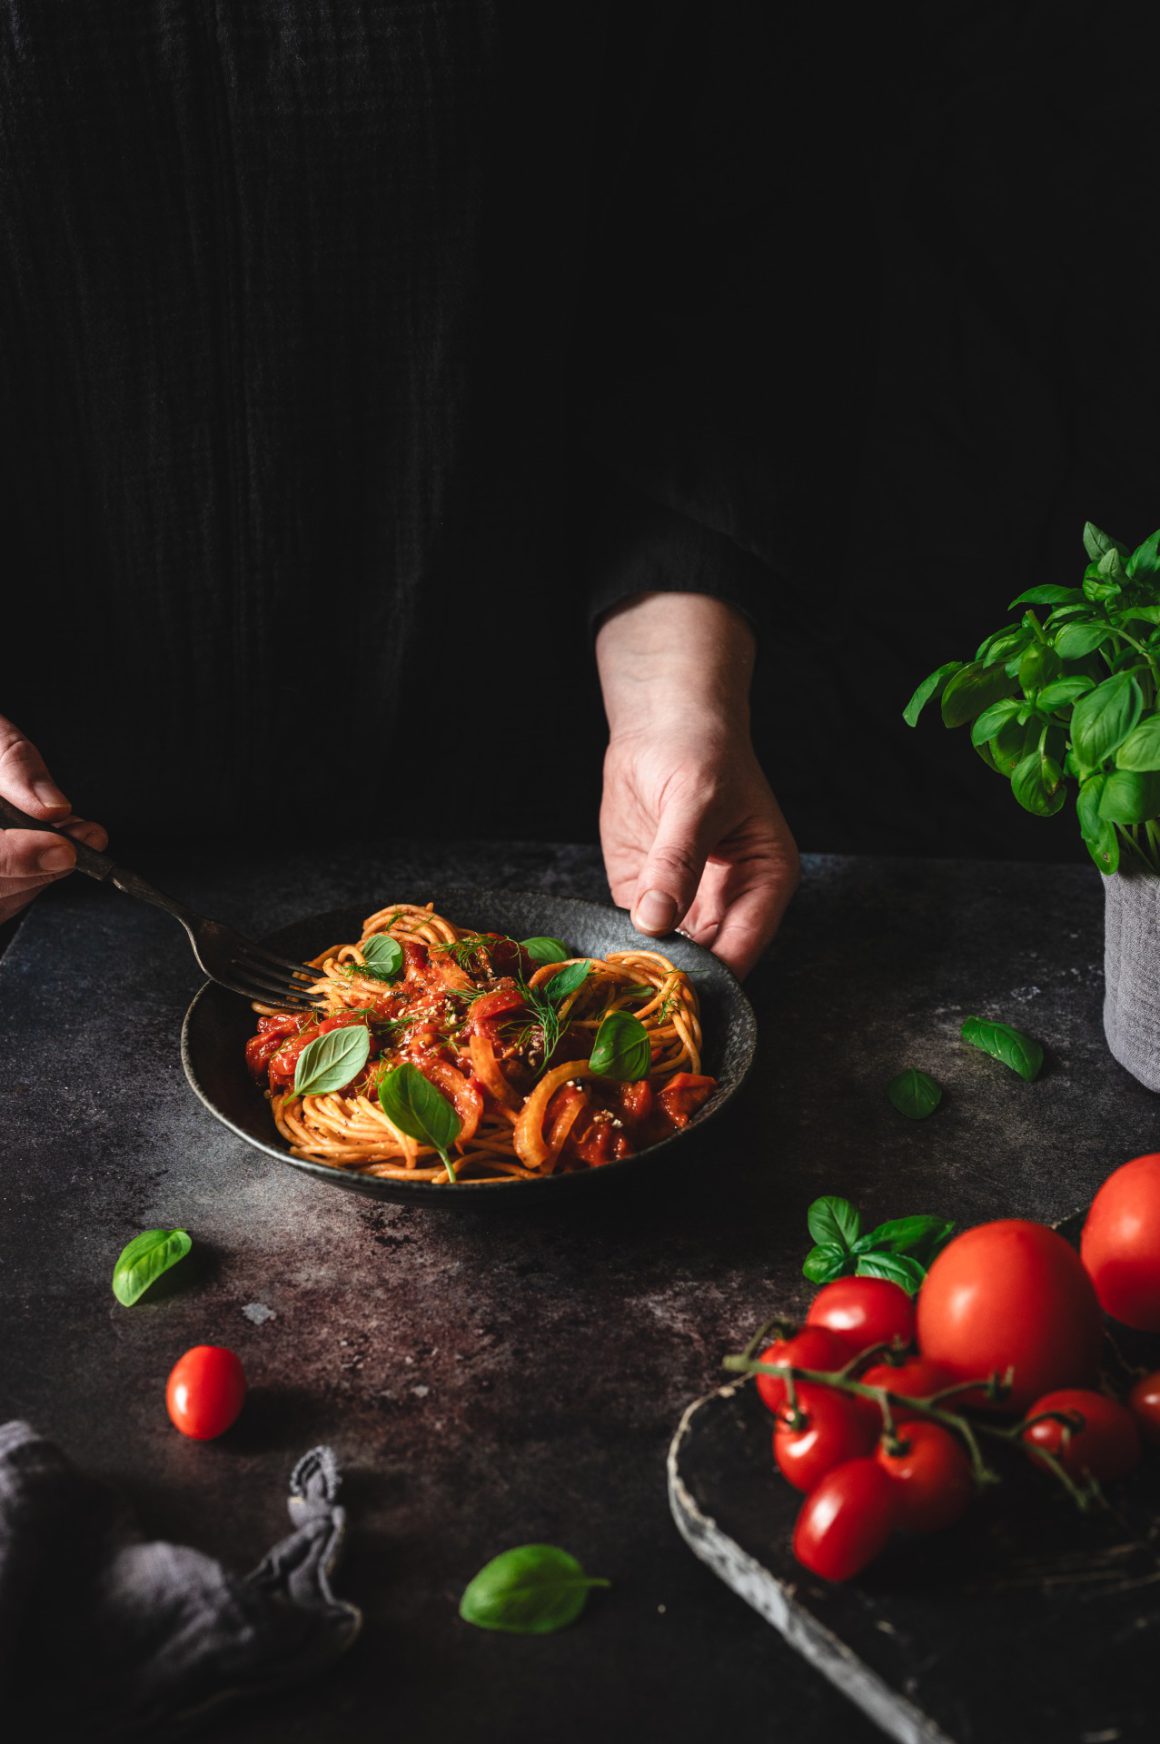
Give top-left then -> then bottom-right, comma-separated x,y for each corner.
0,796 -> 321,1011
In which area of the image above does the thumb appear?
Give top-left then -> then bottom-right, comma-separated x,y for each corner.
630,793 -> 719,938
0,714 -> 70,818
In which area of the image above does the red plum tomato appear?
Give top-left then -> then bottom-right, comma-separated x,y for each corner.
1021,1388 -> 1141,1482
755,1327 -> 848,1414
915,1220 -> 1103,1412
792,1458 -> 898,1582
859,1355 -> 952,1421
805,1278 -> 915,1360
875,1422 -> 974,1533
1081,1154 -> 1160,1332
773,1387 -> 876,1493
166,1345 -> 247,1440
1129,1371 -> 1160,1448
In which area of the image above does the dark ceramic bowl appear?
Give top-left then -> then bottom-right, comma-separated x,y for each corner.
181,887 -> 757,1206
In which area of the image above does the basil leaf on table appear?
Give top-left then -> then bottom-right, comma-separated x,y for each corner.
543,960 -> 590,1003
854,1252 -> 927,1293
293,1025 -> 371,1097
359,934 -> 404,980
885,1068 -> 942,1121
378,1062 -> 462,1183
459,1544 -> 610,1635
521,936 -> 571,965
588,1010 -> 651,1082
806,1195 -> 862,1249
802,1242 -> 849,1284
112,1228 -> 192,1307
961,1016 -> 1044,1083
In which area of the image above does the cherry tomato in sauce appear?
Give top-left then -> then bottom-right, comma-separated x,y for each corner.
166,1345 -> 247,1440
656,1072 -> 715,1129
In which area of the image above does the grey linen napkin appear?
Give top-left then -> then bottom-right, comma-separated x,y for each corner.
0,1421 -> 361,1740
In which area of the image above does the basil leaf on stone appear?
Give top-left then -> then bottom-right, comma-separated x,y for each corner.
903,661 -> 963,728
961,1015 -> 1044,1082
377,1062 -> 461,1183
854,1252 -> 927,1294
1054,621 -> 1111,661
459,1545 -> 610,1635
1083,522 -> 1129,564
543,961 -> 590,1003
1070,673 -> 1143,768
1115,716 -> 1160,772
112,1228 -> 193,1307
359,934 -> 404,980
588,1010 -> 651,1082
940,660 -> 1018,729
1011,750 -> 1067,817
886,1068 -> 942,1121
1126,528 -> 1160,579
1098,769 -> 1160,826
803,1242 -> 849,1284
293,1024 -> 371,1097
521,936 -> 571,965
807,1195 -> 862,1249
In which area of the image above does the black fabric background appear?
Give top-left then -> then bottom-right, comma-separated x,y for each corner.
1,2 -> 1158,863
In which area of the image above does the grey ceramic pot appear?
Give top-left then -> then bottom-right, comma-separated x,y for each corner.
1104,869 -> 1160,1090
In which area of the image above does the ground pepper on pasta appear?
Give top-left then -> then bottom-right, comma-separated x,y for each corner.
244,902 -> 717,1184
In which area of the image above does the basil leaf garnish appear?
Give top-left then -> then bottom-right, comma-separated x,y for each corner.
112,1228 -> 192,1307
543,960 -> 590,1003
806,1195 -> 861,1250
377,1062 -> 461,1183
588,1010 -> 651,1082
459,1545 -> 610,1635
960,1015 -> 1044,1083
521,936 -> 571,965
886,1068 -> 943,1121
293,1025 -> 371,1097
359,934 -> 404,980
854,1252 -> 926,1294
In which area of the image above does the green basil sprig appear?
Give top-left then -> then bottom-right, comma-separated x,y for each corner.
293,1025 -> 371,1098
378,1062 -> 461,1183
112,1228 -> 193,1306
459,1545 -> 610,1635
588,1010 -> 651,1081
886,1067 -> 942,1121
543,961 -> 590,1002
358,934 -> 404,980
802,1196 -> 954,1295
905,520 -> 1160,873
521,935 -> 571,965
961,1015 -> 1044,1082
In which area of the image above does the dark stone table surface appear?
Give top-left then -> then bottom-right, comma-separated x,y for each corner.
1,844 -> 1151,1744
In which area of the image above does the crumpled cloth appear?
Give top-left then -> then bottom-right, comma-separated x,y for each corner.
1104,870 -> 1160,1092
0,1422 -> 361,1740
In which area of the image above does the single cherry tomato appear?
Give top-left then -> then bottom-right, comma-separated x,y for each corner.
792,1457 -> 898,1582
876,1422 -> 974,1532
1128,1371 -> 1160,1448
915,1220 -> 1103,1412
773,1387 -> 877,1493
755,1326 -> 849,1414
1081,1154 -> 1160,1332
166,1345 -> 247,1440
859,1355 -> 952,1422
805,1278 -> 916,1360
1021,1388 -> 1142,1482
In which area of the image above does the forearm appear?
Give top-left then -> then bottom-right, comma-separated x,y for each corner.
595,592 -> 756,739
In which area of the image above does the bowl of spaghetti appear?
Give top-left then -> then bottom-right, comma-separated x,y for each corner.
181,889 -> 757,1204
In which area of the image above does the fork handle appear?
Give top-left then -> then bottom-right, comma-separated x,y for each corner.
0,795 -> 196,925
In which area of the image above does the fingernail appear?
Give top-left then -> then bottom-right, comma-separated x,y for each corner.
33,778 -> 69,812
39,844 -> 74,872
633,889 -> 678,934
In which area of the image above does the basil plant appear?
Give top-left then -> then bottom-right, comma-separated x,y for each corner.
906,522 -> 1160,876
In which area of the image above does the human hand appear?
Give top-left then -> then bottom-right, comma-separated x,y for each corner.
0,714 -> 107,926
596,594 -> 799,978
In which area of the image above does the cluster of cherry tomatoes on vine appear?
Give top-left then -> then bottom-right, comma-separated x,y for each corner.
732,1153 -> 1160,1582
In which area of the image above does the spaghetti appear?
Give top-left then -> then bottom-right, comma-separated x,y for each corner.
245,902 -> 717,1185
